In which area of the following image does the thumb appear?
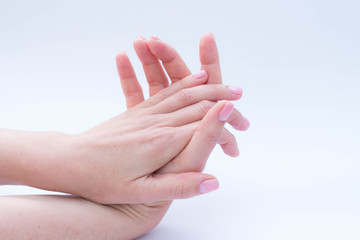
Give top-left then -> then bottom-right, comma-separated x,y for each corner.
137,172 -> 219,202
158,100 -> 234,174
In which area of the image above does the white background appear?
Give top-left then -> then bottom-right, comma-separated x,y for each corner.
1,0 -> 359,239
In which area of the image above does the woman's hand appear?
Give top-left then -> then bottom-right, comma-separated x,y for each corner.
0,35 -> 247,239
1,73 -> 241,204
67,72 -> 240,204
117,33 -> 250,158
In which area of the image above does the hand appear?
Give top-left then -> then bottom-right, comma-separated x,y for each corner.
0,35 -> 248,239
105,34 -> 250,237
117,33 -> 250,163
3,73 -> 239,205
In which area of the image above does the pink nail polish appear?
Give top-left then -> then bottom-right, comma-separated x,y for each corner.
218,102 -> 234,122
193,70 -> 207,80
227,86 -> 243,95
138,36 -> 146,41
199,179 -> 219,194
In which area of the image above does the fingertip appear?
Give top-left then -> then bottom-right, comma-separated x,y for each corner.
230,148 -> 240,157
200,33 -> 219,65
202,32 -> 215,39
133,36 -> 146,47
116,50 -> 126,57
243,117 -> 250,129
192,70 -> 208,81
218,101 -> 234,122
116,50 -> 127,62
147,37 -> 169,59
199,178 -> 219,194
150,35 -> 161,41
233,116 -> 250,131
138,36 -> 146,41
201,32 -> 217,43
115,51 -> 130,71
222,144 -> 240,157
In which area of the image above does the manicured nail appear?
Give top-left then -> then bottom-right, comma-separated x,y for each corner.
151,35 -> 161,40
193,70 -> 207,80
199,179 -> 219,194
218,102 -> 234,121
228,86 -> 243,95
138,36 -> 146,41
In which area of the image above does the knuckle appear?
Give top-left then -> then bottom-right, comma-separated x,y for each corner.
176,77 -> 186,89
174,178 -> 189,199
210,84 -> 225,99
221,130 -> 236,145
148,80 -> 165,89
177,88 -> 192,102
194,126 -> 220,147
156,87 -> 170,100
197,100 -> 214,114
202,128 -> 221,145
207,131 -> 221,145
145,128 -> 177,157
175,184 -> 186,199
125,89 -> 141,99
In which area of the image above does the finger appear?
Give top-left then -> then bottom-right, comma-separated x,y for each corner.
164,100 -> 216,126
152,84 -> 242,114
164,101 -> 248,132
200,33 -> 222,84
116,51 -> 145,109
159,101 -> 234,174
142,70 -> 208,107
226,108 -> 251,131
147,36 -> 191,83
218,129 -> 239,157
166,105 -> 245,157
140,123 -> 199,170
133,36 -> 169,96
136,172 -> 219,202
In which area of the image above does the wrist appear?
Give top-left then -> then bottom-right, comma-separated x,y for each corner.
0,129 -> 72,189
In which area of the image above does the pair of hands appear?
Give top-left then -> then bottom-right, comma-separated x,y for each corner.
63,34 -> 249,204
0,34 -> 249,239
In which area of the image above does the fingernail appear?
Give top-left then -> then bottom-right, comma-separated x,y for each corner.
193,70 -> 207,80
151,35 -> 161,40
138,36 -> 146,41
218,102 -> 234,122
242,117 -> 250,129
199,179 -> 219,194
227,86 -> 243,95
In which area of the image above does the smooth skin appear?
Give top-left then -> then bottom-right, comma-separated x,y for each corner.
0,34 -> 249,239
0,100 -> 233,240
0,74 -> 240,204
126,33 -> 250,158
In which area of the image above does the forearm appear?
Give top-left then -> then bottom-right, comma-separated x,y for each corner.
0,128 -> 70,188
0,195 -> 160,239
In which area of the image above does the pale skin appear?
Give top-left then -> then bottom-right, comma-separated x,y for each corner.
0,34 -> 249,239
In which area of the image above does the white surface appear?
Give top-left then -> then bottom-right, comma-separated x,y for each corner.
1,0 -> 359,239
